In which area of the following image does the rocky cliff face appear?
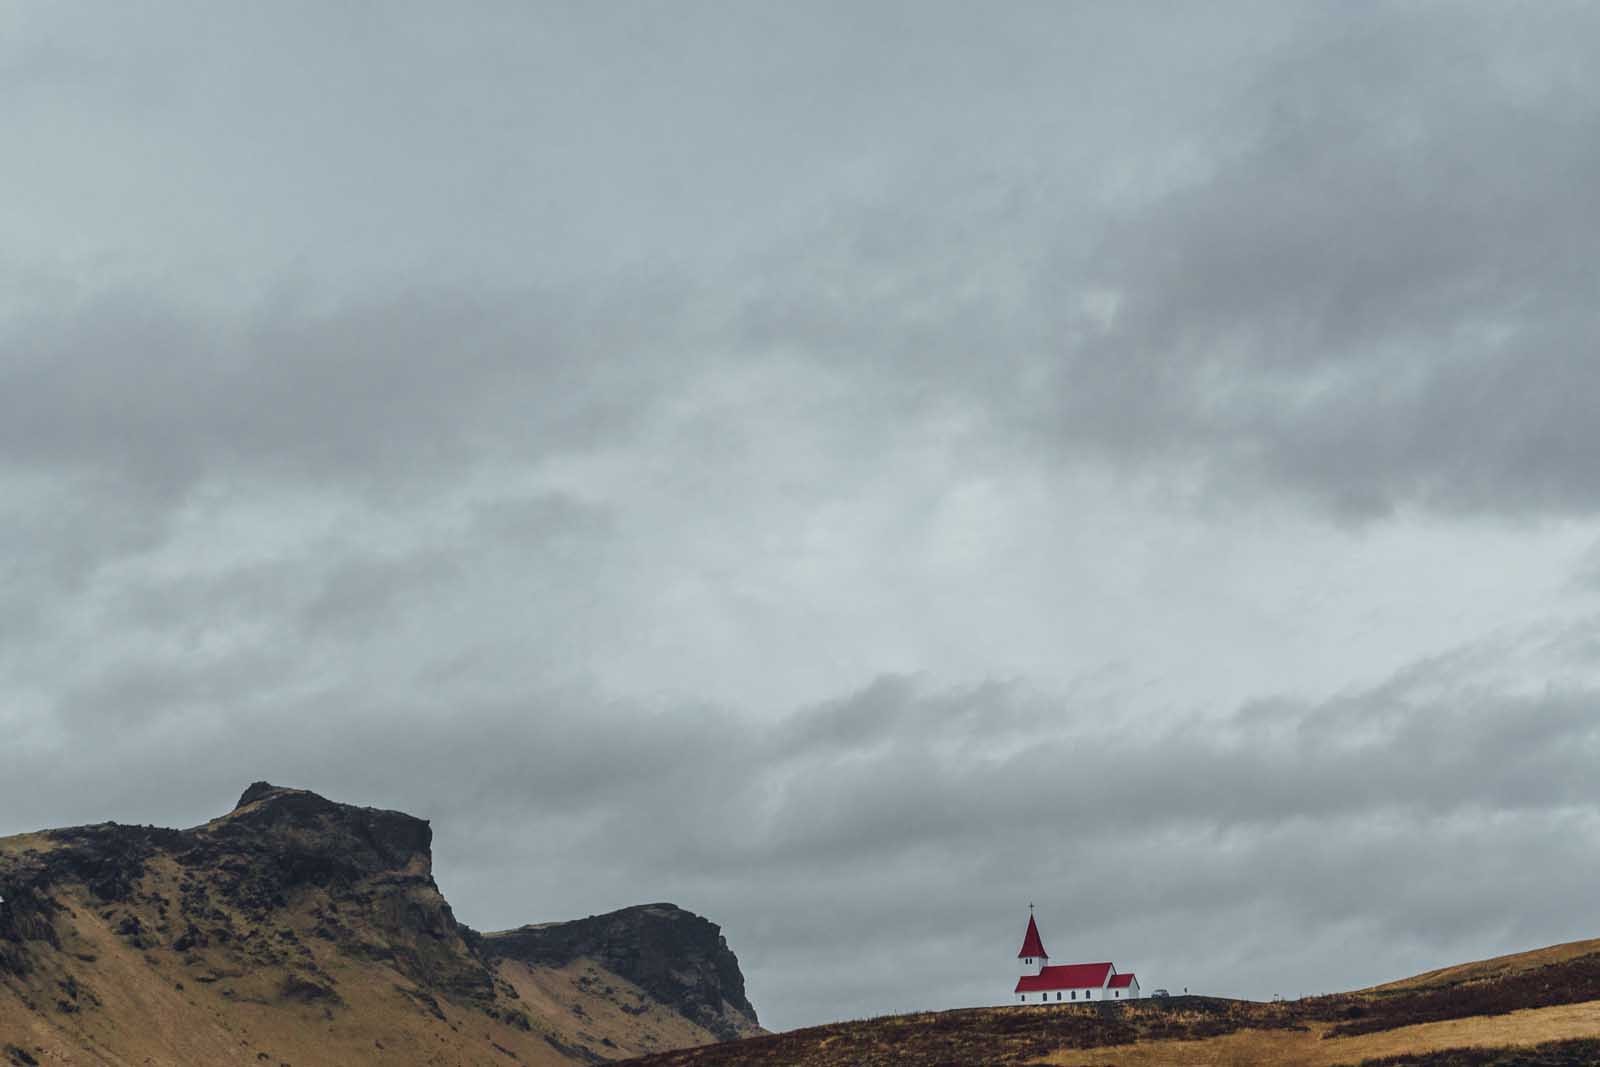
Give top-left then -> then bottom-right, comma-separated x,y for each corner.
485,904 -> 760,1041
0,783 -> 760,1066
2,784 -> 488,1000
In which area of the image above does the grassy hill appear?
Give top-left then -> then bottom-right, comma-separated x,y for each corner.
1365,939 -> 1600,995
0,783 -> 760,1067
623,941 -> 1600,1067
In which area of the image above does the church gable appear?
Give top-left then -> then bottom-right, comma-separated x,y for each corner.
1011,910 -> 1140,1003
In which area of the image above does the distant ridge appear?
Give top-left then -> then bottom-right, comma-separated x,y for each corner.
0,782 -> 760,1065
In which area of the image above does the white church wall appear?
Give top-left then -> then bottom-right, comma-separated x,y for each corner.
1016,987 -> 1109,1004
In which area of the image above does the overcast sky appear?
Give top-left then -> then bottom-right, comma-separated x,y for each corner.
5,0 -> 1600,1031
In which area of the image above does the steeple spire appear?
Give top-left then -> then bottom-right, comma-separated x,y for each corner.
1018,910 -> 1048,960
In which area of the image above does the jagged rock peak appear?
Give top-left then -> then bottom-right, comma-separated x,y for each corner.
483,901 -> 759,1040
235,780 -> 283,808
217,783 -> 433,876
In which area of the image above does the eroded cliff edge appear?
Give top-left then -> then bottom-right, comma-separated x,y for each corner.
0,782 -> 760,1066
484,903 -> 760,1041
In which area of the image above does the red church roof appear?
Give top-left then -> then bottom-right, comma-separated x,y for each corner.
1107,972 -> 1138,989
1015,962 -> 1114,993
1017,914 -> 1048,959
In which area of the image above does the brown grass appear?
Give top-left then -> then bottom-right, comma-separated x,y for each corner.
624,999 -> 1313,1067
1353,1037 -> 1600,1065
1368,941 -> 1600,994
620,1001 -> 1600,1067
0,855 -> 729,1065
1044,1000 -> 1600,1067
0,834 -> 56,858
1306,951 -> 1600,1038
623,943 -> 1600,1067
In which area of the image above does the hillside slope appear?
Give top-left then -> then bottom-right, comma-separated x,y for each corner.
1367,938 -> 1600,995
622,941 -> 1600,1067
0,783 -> 759,1066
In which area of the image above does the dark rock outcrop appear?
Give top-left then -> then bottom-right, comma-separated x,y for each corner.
206,783 -> 432,898
0,784 -> 484,999
223,782 -> 434,880
0,783 -> 761,1051
484,903 -> 759,1040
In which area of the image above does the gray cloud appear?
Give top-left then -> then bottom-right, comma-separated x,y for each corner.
710,6 -> 1600,518
9,5 -> 1595,532
1056,11 -> 1600,516
0,283 -> 698,493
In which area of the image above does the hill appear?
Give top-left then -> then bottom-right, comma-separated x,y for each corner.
622,941 -> 1600,1067
1365,938 -> 1600,995
0,783 -> 760,1066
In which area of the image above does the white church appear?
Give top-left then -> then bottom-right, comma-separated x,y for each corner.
1013,908 -> 1140,1004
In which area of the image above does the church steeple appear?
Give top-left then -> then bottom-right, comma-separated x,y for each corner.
1017,904 -> 1048,976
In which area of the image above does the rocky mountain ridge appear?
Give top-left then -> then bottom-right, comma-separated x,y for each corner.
484,904 -> 757,1042
0,783 -> 760,1066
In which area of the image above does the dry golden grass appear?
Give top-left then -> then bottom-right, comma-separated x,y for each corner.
0,833 -> 57,857
498,958 -> 722,1059
626,997 -> 1600,1067
626,940 -> 1600,1067
0,854 -> 730,1066
1367,939 -> 1600,994
1044,1000 -> 1600,1067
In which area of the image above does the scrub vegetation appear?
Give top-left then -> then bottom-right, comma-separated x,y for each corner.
623,942 -> 1600,1067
